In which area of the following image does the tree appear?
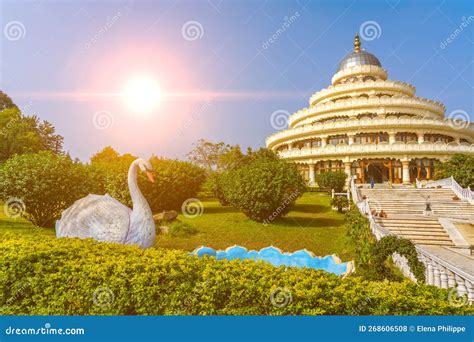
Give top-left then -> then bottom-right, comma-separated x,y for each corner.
0,93 -> 64,162
316,171 -> 347,192
434,154 -> 474,189
0,91 -> 17,111
187,139 -> 233,172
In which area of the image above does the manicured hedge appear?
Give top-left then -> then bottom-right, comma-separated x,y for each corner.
0,233 -> 471,315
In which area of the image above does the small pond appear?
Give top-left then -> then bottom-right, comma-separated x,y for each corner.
192,245 -> 353,276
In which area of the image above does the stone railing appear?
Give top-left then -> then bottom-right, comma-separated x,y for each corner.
277,141 -> 474,160
350,177 -> 474,303
331,65 -> 388,85
418,176 -> 474,204
288,96 -> 446,127
266,116 -> 474,148
309,79 -> 416,106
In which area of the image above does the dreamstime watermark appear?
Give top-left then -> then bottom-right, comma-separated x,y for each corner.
3,197 -> 26,219
446,109 -> 470,130
261,12 -> 300,50
181,21 -> 204,41
5,323 -> 85,336
176,99 -> 214,137
83,11 -> 123,51
447,287 -> 469,307
93,286 -> 115,308
181,198 -> 204,218
350,283 -> 384,315
4,20 -> 26,41
359,20 -> 382,41
270,287 -> 292,308
0,117 -> 19,137
440,16 -> 474,50
270,109 -> 290,130
0,280 -> 31,313
263,189 -> 300,226
92,110 -> 114,130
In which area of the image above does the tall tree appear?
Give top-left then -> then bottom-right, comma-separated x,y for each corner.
0,92 -> 64,162
187,139 -> 233,172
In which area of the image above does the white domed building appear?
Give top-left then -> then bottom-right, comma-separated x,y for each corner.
266,35 -> 474,185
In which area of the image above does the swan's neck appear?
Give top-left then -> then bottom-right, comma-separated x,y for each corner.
128,161 -> 150,215
126,160 -> 154,248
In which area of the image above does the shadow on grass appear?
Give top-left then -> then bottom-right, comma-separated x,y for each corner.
270,216 -> 345,228
0,219 -> 33,230
201,206 -> 240,214
290,203 -> 331,214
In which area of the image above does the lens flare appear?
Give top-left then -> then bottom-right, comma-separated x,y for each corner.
122,76 -> 161,113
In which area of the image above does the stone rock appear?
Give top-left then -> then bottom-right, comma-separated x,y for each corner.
159,226 -> 170,234
153,210 -> 178,222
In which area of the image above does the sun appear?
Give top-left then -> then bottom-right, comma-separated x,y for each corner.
122,76 -> 161,113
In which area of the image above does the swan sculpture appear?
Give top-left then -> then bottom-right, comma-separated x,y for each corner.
55,158 -> 156,249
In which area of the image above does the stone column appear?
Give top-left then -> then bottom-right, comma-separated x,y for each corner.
417,133 -> 424,144
455,275 -> 468,297
344,161 -> 352,187
454,136 -> 461,144
389,132 -> 396,144
402,160 -> 411,184
348,134 -> 354,145
465,280 -> 474,304
446,269 -> 456,288
433,263 -> 441,288
288,143 -> 293,151
344,162 -> 352,177
426,261 -> 434,285
321,136 -> 327,147
439,266 -> 448,289
308,164 -> 316,186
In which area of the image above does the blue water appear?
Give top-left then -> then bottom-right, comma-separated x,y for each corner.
192,245 -> 353,276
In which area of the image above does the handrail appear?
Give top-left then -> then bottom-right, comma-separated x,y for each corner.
421,176 -> 474,204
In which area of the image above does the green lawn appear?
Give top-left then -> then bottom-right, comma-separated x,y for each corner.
157,192 -> 354,260
0,192 -> 354,261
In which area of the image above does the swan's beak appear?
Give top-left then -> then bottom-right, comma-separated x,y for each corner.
145,171 -> 155,183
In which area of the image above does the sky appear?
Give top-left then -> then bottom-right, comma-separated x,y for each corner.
0,0 -> 473,161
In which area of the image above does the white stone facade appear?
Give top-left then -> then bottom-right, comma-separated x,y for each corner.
266,36 -> 474,184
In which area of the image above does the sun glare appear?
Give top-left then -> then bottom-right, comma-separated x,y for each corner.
122,76 -> 161,113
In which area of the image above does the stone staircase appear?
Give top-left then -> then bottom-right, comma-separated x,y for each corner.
359,188 -> 473,247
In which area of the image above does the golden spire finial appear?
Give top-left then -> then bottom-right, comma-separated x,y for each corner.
354,33 -> 361,52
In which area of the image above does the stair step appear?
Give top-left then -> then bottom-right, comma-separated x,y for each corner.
389,231 -> 449,237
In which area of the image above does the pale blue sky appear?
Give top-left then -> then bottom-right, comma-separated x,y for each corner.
0,0 -> 472,161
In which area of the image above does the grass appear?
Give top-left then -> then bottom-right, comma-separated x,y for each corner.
156,192 -> 354,260
0,192 -> 354,261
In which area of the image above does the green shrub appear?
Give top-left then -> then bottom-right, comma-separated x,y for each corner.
0,152 -> 97,227
434,154 -> 474,189
344,208 -> 377,273
221,151 -> 306,222
316,171 -> 347,192
204,172 -> 229,206
370,235 -> 425,283
92,155 -> 207,212
168,221 -> 198,237
331,196 -> 349,213
0,233 -> 470,315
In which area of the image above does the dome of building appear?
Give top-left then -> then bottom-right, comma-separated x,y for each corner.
337,50 -> 382,72
337,33 -> 382,72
